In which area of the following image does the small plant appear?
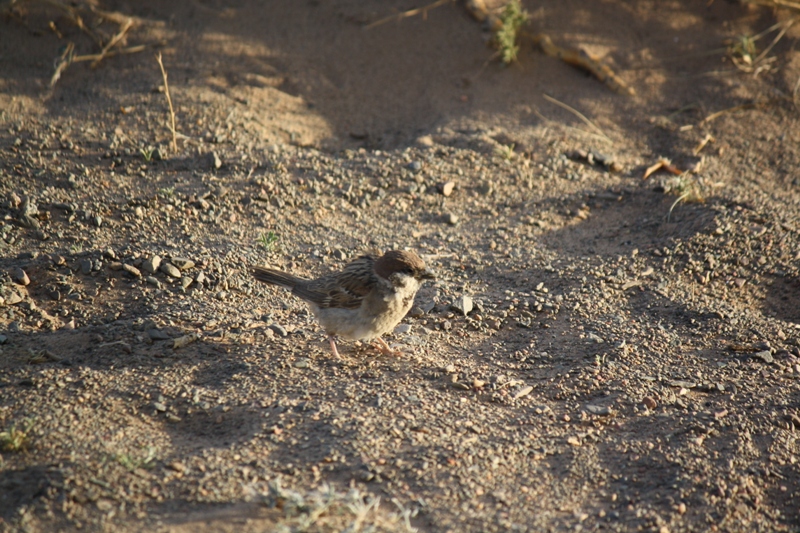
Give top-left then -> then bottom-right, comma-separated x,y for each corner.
158,186 -> 175,198
114,447 -> 157,471
494,0 -> 530,64
69,243 -> 84,254
730,34 -> 757,66
0,419 -> 34,452
140,147 -> 156,162
494,142 -> 516,160
259,231 -> 279,251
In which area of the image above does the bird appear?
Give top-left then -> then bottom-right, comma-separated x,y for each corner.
251,250 -> 435,357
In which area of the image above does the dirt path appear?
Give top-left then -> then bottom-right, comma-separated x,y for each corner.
1,1 -> 800,532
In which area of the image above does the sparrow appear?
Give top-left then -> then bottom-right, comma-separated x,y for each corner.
251,250 -> 435,357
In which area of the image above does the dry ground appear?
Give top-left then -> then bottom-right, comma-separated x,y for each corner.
1,1 -> 800,532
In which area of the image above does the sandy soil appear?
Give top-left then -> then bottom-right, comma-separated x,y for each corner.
2,1 -> 800,532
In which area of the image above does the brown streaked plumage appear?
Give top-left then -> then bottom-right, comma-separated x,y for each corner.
252,250 -> 434,357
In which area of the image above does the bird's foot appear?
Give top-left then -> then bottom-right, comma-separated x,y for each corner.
374,337 -> 404,357
328,336 -> 341,358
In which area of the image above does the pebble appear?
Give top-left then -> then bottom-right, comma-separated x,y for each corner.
142,255 -> 162,274
210,151 -> 223,169
0,334 -> 7,344
407,161 -> 422,172
294,358 -> 310,369
439,181 -> 456,197
513,386 -> 533,400
753,350 -> 774,364
394,324 -> 411,334
11,268 -> 29,286
122,264 -> 141,278
80,259 -> 93,275
173,333 -> 198,349
332,249 -> 347,261
409,306 -> 425,318
4,288 -> 23,305
180,276 -> 193,290
195,272 -> 206,284
145,276 -> 162,289
269,324 -> 288,337
160,262 -> 181,278
643,397 -> 658,410
215,290 -> 228,300
108,262 -> 123,271
154,402 -> 167,412
416,135 -> 434,147
171,257 -> 195,271
445,213 -> 459,226
147,328 -> 171,341
450,295 -> 473,316
585,404 -> 613,416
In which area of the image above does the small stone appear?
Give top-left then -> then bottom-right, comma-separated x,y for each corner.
166,413 -> 182,423
122,264 -> 141,278
269,324 -> 288,337
11,268 -> 29,286
513,386 -> 534,400
96,499 -> 113,512
394,324 -> 411,334
409,306 -> 425,318
445,213 -> 459,225
416,135 -> 434,147
210,151 -> 222,169
668,380 -> 697,389
439,181 -> 456,197
195,271 -> 206,284
160,262 -> 181,278
171,257 -> 195,271
0,335 -> 7,344
142,255 -> 162,274
108,262 -> 123,271
450,295 -> 473,316
585,404 -> 613,416
172,333 -> 198,349
407,161 -> 422,172
215,290 -> 228,300
93,215 -> 103,227
180,276 -> 193,290
80,259 -> 93,275
154,402 -> 167,412
444,364 -> 457,373
734,278 -> 746,289
147,328 -> 171,341
294,358 -> 310,369
489,319 -> 502,330
145,276 -> 162,288
333,249 -> 347,261
4,289 -> 23,305
441,320 -> 452,331
753,350 -> 774,364
643,397 -> 658,410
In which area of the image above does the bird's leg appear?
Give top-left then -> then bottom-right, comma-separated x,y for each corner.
374,337 -> 403,357
328,335 -> 341,358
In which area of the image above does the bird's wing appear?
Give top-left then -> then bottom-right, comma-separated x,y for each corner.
294,254 -> 377,309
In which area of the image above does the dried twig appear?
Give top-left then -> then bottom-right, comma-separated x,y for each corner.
155,52 -> 178,153
700,102 -> 757,125
90,17 -> 133,68
542,94 -> 612,143
49,41 -> 74,87
72,44 -> 148,63
364,0 -> 453,30
532,33 -> 635,95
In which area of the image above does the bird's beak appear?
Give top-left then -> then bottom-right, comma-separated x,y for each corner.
419,268 -> 436,281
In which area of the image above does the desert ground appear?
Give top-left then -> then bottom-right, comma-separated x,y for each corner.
1,1 -> 800,532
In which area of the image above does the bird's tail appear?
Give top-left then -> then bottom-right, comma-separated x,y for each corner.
251,266 -> 306,290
